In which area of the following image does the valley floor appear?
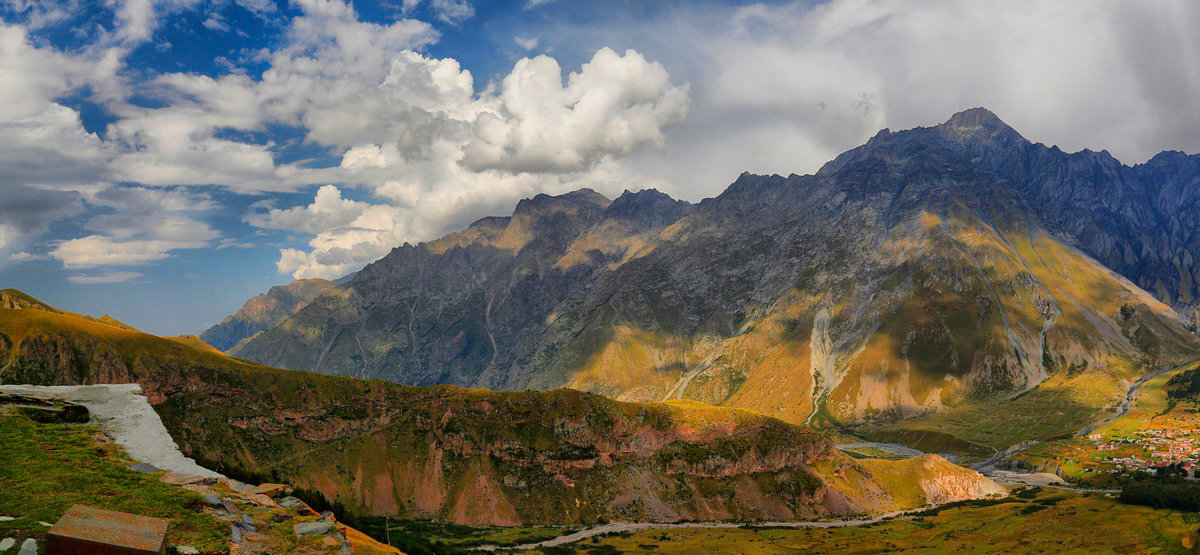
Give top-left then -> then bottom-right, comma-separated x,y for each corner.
1012,361 -> 1200,487
510,488 -> 1197,554
842,360 -> 1200,472
476,506 -> 954,551
859,371 -> 1127,465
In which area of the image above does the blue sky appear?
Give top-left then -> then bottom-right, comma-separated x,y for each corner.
1,0 -> 1198,335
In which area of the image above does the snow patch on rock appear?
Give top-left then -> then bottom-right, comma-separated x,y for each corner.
1,383 -> 221,479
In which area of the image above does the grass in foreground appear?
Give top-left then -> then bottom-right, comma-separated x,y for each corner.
521,489 -> 1196,554
0,414 -> 228,553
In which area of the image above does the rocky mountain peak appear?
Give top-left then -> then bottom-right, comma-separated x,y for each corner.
936,106 -> 1026,147
512,188 -> 610,217
604,188 -> 692,227
609,187 -> 672,206
720,171 -> 789,196
1142,149 -> 1199,167
941,106 -> 1007,130
810,106 -> 1030,181
816,109 -> 1024,178
498,188 -> 613,251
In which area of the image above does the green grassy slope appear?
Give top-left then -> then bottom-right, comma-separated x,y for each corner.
0,413 -> 228,553
0,288 -> 140,332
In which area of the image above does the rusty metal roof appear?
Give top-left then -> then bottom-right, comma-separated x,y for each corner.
48,505 -> 169,553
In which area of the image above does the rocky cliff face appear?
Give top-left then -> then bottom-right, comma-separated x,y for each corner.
925,109 -> 1200,313
0,295 -> 1003,524
200,278 -> 337,351
229,110 -> 1199,449
230,188 -> 693,383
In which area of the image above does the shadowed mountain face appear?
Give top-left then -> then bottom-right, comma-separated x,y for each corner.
230,109 -> 1200,445
230,188 -> 694,383
200,278 -> 336,351
870,108 -> 1200,317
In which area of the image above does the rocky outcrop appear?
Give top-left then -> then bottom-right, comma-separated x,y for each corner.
0,289 -> 51,311
911,456 -> 1008,503
200,278 -> 337,351
6,334 -> 132,386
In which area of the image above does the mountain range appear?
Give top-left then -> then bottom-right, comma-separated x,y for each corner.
217,109 -> 1200,457
8,105 -> 1199,531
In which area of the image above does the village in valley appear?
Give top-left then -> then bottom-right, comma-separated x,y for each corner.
1090,429 -> 1200,478
1007,362 -> 1200,487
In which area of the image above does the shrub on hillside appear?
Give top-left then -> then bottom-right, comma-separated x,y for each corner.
1118,481 -> 1200,512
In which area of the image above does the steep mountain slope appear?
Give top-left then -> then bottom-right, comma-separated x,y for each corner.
230,188 -> 693,382
229,110 -> 1199,458
200,278 -> 336,351
0,292 -> 1002,524
933,109 -> 1200,316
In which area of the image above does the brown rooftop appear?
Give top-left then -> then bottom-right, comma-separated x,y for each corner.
46,505 -> 169,554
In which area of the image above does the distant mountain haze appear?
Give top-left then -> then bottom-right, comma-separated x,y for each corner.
200,278 -> 337,351
227,109 -> 1200,436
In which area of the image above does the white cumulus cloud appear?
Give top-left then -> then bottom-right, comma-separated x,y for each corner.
245,185 -> 373,234
430,0 -> 473,24
0,0 -> 692,280
105,0 -> 438,191
51,186 -> 218,269
462,47 -> 690,173
223,39 -> 689,278
536,0 -> 1200,200
52,236 -> 204,268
